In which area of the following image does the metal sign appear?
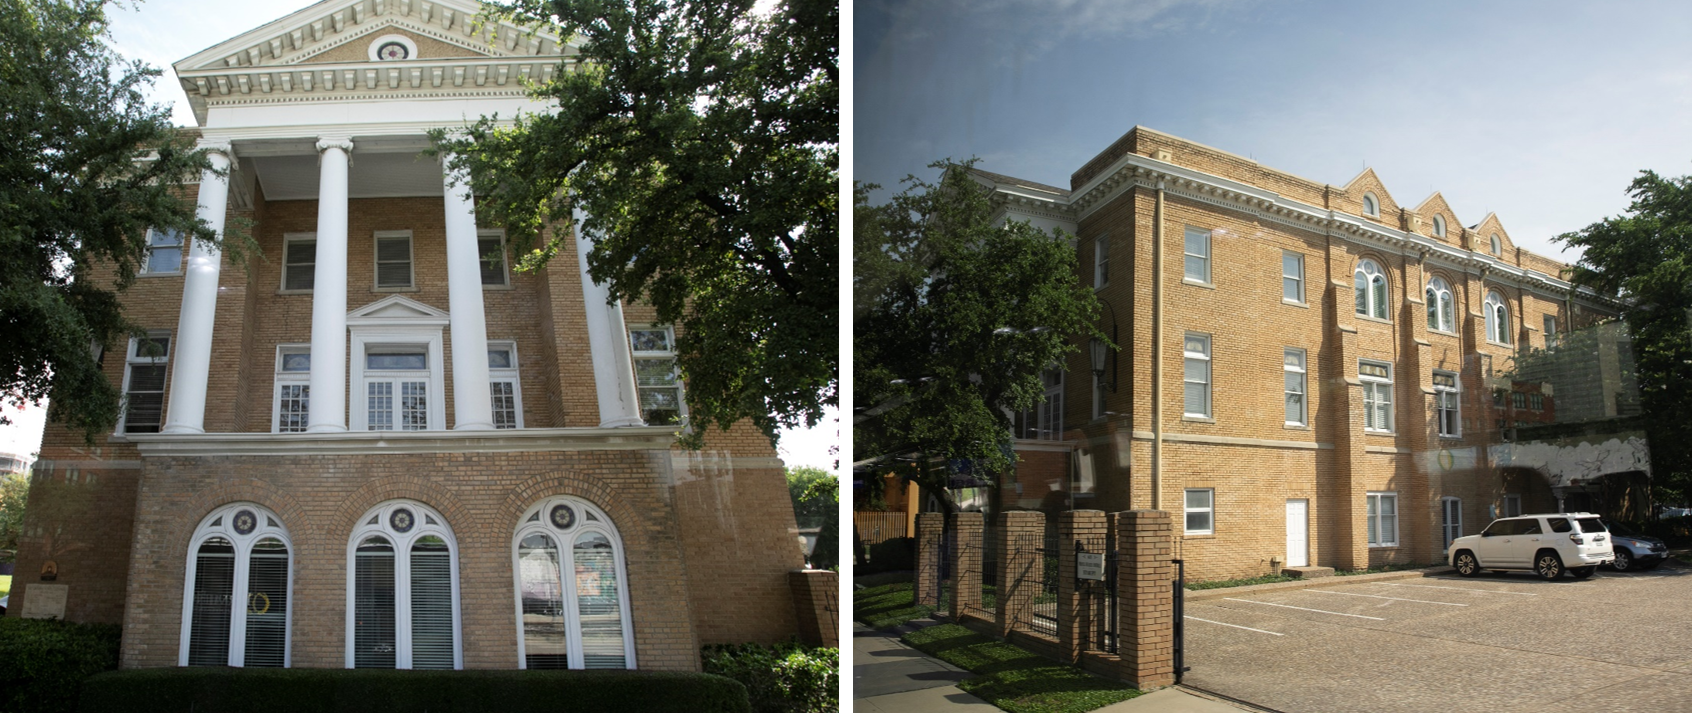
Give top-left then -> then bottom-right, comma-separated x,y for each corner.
1077,552 -> 1105,581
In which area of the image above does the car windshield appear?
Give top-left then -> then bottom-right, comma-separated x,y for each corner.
1603,520 -> 1639,537
1575,517 -> 1606,534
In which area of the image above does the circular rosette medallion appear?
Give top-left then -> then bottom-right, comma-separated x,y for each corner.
377,41 -> 409,60
233,509 -> 258,535
390,508 -> 416,533
549,504 -> 576,530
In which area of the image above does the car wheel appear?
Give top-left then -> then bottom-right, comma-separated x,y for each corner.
1453,550 -> 1481,577
1612,548 -> 1633,572
1570,566 -> 1596,579
1536,551 -> 1565,580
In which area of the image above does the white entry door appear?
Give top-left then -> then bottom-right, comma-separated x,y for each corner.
1286,499 -> 1309,567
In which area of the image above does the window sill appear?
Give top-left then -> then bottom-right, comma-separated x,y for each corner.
482,283 -> 515,291
136,271 -> 182,279
1486,340 -> 1514,349
1363,429 -> 1395,436
1367,544 -> 1401,549
1356,314 -> 1393,325
1428,328 -> 1459,337
372,286 -> 420,293
1282,299 -> 1308,308
1182,279 -> 1214,290
277,289 -> 314,295
1439,434 -> 1463,441
1284,423 -> 1309,430
1181,415 -> 1215,423
1183,532 -> 1215,539
1094,283 -> 1108,291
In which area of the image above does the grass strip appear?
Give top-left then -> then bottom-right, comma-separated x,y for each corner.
1336,562 -> 1436,576
854,581 -> 936,629
902,624 -> 1139,713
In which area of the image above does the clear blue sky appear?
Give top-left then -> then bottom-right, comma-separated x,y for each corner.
855,0 -> 1692,260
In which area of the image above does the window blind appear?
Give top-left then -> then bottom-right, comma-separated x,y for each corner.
188,538 -> 236,666
518,533 -> 568,670
573,532 -> 626,669
284,240 -> 316,290
354,537 -> 396,669
409,536 -> 454,669
243,539 -> 289,667
375,236 -> 412,288
125,365 -> 168,433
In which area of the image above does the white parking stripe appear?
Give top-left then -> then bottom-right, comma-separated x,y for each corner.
1377,583 -> 1538,596
1222,597 -> 1386,620
1308,590 -> 1466,606
1185,616 -> 1285,636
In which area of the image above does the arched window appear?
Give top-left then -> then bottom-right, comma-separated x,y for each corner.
1425,276 -> 1454,332
1362,192 -> 1380,217
1485,290 -> 1511,344
1432,214 -> 1446,238
1354,259 -> 1389,320
179,503 -> 292,667
513,497 -> 635,670
346,500 -> 461,670
1490,234 -> 1502,255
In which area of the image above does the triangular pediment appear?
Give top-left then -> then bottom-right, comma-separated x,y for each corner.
293,24 -> 494,65
1339,167 -> 1399,225
1412,192 -> 1463,244
348,294 -> 450,325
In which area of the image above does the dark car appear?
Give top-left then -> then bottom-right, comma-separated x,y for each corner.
1602,519 -> 1668,571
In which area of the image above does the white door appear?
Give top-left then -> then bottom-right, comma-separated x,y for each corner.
1286,499 -> 1309,567
1441,497 -> 1462,551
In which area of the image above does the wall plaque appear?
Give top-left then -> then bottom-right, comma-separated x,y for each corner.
20,584 -> 68,620
1077,552 -> 1105,582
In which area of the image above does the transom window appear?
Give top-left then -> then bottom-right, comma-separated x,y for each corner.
180,503 -> 291,668
347,500 -> 460,670
479,229 -> 509,286
274,346 -> 310,433
1184,489 -> 1214,536
489,341 -> 523,429
366,348 -> 429,431
1485,290 -> 1511,344
143,227 -> 183,274
629,326 -> 683,425
374,232 -> 414,290
1282,251 -> 1304,303
1367,492 -> 1398,547
1362,192 -> 1380,217
1183,226 -> 1211,284
1183,333 -> 1211,418
122,333 -> 171,434
514,497 -> 636,670
1434,371 -> 1460,438
1360,360 -> 1393,433
282,235 -> 316,291
1354,259 -> 1388,319
1425,276 -> 1455,332
1283,348 -> 1306,426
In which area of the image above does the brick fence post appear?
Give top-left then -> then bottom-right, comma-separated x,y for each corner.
949,511 -> 983,620
994,510 -> 1044,637
914,512 -> 944,606
1058,510 -> 1107,663
787,569 -> 838,647
1114,509 -> 1175,689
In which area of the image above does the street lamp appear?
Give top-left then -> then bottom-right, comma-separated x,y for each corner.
1090,336 -> 1115,392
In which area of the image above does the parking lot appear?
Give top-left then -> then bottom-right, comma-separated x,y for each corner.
1183,565 -> 1692,713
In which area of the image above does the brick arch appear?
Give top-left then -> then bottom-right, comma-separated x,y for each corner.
329,475 -> 472,542
496,471 -> 659,553
162,478 -> 311,563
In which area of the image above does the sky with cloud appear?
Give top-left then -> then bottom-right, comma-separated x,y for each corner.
855,0 -> 1692,259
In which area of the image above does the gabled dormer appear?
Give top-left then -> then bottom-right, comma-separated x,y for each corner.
1469,213 -> 1514,260
1411,192 -> 1463,244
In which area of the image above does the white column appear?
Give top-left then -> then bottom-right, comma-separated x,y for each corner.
307,137 -> 353,433
573,207 -> 645,427
161,141 -> 234,434
441,157 -> 494,430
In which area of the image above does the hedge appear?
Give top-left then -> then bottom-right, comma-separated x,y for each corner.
702,643 -> 838,713
79,668 -> 750,713
0,617 -> 122,713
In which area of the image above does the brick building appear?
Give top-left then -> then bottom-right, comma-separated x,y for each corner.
982,126 -> 1637,581
6,0 -> 817,672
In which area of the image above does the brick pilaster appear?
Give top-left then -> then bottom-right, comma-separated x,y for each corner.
1058,510 -> 1108,662
994,510 -> 1044,637
787,569 -> 838,648
1325,236 -> 1368,570
914,512 -> 944,607
1115,509 -> 1175,690
949,511 -> 984,620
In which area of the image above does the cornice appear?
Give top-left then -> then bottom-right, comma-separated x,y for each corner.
125,426 -> 679,457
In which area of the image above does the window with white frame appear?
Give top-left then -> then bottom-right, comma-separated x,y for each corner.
1367,492 -> 1398,547
1354,259 -> 1388,319
348,500 -> 460,670
479,230 -> 509,287
1490,234 -> 1502,255
1093,236 -> 1109,288
143,227 -> 184,274
122,333 -> 171,433
1282,251 -> 1304,303
1426,276 -> 1454,332
1015,367 -> 1063,440
488,341 -> 522,429
1283,348 -> 1306,426
281,235 -> 315,291
181,503 -> 291,668
1183,226 -> 1210,284
1441,496 -> 1462,550
1485,290 -> 1510,344
514,496 -> 636,670
364,347 -> 430,431
1183,333 -> 1210,418
274,346 -> 310,433
1362,192 -> 1380,217
1434,371 -> 1460,439
1432,214 -> 1447,238
1360,360 -> 1392,432
374,232 -> 414,290
1184,489 -> 1214,535
628,326 -> 682,425
1543,314 -> 1558,348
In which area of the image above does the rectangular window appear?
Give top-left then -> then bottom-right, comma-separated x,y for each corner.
1183,333 -> 1211,418
1283,348 -> 1306,426
1094,236 -> 1109,288
1183,226 -> 1210,283
374,233 -> 414,289
1434,371 -> 1460,438
122,333 -> 171,434
143,227 -> 183,274
1360,361 -> 1392,432
1503,494 -> 1522,518
1184,488 -> 1214,535
1512,391 -> 1526,409
365,348 -> 429,431
629,326 -> 682,425
274,346 -> 311,433
478,230 -> 509,286
1015,367 -> 1064,440
1543,314 -> 1558,347
488,342 -> 522,429
1530,393 -> 1543,410
282,236 -> 316,291
1282,251 -> 1304,303
1367,492 -> 1398,547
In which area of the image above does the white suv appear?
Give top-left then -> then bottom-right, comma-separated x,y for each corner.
1448,513 -> 1614,580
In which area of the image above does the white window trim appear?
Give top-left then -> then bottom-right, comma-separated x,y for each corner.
489,340 -> 524,429
349,328 -> 447,432
1432,214 -> 1446,238
178,502 -> 294,668
628,324 -> 686,425
1182,226 -> 1211,286
1485,290 -> 1511,346
118,331 -> 172,435
1434,370 -> 1461,439
1362,192 -> 1380,218
1093,236 -> 1109,289
1360,360 -> 1393,433
1426,277 -> 1455,333
1183,333 -> 1211,419
1367,491 -> 1399,547
280,232 -> 317,294
1281,251 -> 1304,304
344,500 -> 462,670
1543,314 -> 1559,348
140,227 -> 184,276
1441,496 -> 1462,551
479,229 -> 511,288
372,230 -> 416,291
1184,488 -> 1214,536
511,496 -> 638,670
1283,348 -> 1306,427
1355,259 -> 1389,320
272,344 -> 312,433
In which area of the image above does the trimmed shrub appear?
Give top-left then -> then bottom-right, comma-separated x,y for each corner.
79,668 -> 750,713
0,617 -> 121,713
702,642 -> 838,713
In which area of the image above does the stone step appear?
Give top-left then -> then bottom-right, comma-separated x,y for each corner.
1282,566 -> 1335,579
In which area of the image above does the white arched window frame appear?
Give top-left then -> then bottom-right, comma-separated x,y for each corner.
1432,214 -> 1446,238
1354,259 -> 1389,320
345,500 -> 462,670
1362,192 -> 1380,217
512,496 -> 637,670
1490,233 -> 1502,255
1425,276 -> 1455,332
178,503 -> 293,668
1485,290 -> 1511,344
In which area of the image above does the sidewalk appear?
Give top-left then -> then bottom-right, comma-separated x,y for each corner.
852,620 -> 1255,713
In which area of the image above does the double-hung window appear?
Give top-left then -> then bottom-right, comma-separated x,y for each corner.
374,232 -> 414,290
1093,236 -> 1109,288
488,342 -> 522,429
1434,371 -> 1460,439
274,346 -> 310,433
479,229 -> 509,287
1360,360 -> 1392,433
1543,314 -> 1558,348
282,235 -> 316,291
1283,348 -> 1306,426
1367,492 -> 1398,547
1183,226 -> 1211,284
365,348 -> 430,431
1184,489 -> 1214,535
143,227 -> 184,274
122,333 -> 171,434
628,326 -> 682,425
1183,334 -> 1211,418
1282,251 -> 1304,303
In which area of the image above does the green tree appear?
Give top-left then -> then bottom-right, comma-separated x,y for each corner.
432,0 -> 837,447
854,161 -> 1105,505
785,465 -> 836,570
0,0 -> 239,439
0,471 -> 28,562
1555,169 -> 1692,505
